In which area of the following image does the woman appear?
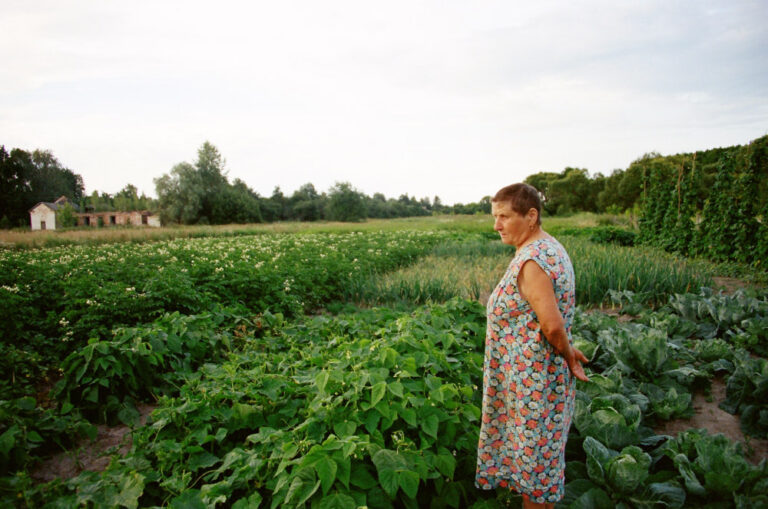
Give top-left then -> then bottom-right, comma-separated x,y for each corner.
475,183 -> 589,509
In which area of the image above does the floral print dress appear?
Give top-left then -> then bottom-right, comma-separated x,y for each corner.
475,237 -> 576,504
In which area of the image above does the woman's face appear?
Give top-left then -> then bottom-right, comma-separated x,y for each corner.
492,201 -> 535,247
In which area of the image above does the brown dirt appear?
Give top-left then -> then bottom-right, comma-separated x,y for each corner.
712,276 -> 752,294
654,376 -> 768,464
31,404 -> 156,483
593,307 -> 636,322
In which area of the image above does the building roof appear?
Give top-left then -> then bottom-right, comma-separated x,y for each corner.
29,196 -> 80,213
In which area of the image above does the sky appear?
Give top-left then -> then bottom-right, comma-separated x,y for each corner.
1,1 -> 767,205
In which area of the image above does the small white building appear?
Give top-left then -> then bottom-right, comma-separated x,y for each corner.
30,196 -> 161,230
29,196 -> 78,231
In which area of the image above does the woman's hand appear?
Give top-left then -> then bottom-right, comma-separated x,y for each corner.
564,346 -> 590,382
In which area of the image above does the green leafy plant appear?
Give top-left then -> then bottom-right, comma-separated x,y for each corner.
719,356 -> 768,438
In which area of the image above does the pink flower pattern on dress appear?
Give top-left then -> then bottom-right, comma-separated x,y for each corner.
475,237 -> 576,504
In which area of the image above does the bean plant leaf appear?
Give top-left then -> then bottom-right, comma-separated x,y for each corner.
232,492 -> 263,509
315,456 -> 338,495
315,371 -> 330,395
388,381 -> 404,398
400,407 -> 417,427
399,469 -> 420,499
286,467 -> 321,506
371,381 -> 387,406
349,465 -> 378,490
434,450 -> 457,479
422,414 -> 439,439
378,467 -> 399,498
333,421 -> 356,438
318,493 -> 356,509
372,449 -> 406,498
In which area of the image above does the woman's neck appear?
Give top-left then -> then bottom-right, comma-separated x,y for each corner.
515,228 -> 549,250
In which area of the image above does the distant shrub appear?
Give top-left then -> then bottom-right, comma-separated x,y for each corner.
554,226 -> 636,246
589,226 -> 637,246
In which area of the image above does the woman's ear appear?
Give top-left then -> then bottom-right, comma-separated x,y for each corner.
528,207 -> 539,225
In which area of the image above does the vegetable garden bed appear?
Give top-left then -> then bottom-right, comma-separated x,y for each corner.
2,230 -> 767,507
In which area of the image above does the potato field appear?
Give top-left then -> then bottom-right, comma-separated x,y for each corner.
1,218 -> 767,508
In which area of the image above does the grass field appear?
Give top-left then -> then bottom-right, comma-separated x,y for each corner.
0,212 -> 633,250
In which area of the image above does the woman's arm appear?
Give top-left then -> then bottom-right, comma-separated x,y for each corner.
518,259 -> 589,382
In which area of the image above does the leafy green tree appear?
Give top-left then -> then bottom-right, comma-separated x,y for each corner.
288,183 -> 325,221
155,162 -> 204,224
0,146 -> 85,227
27,149 -> 84,205
112,184 -> 156,211
259,187 -> 287,222
0,146 -> 32,227
326,182 -> 367,222
211,180 -> 263,224
56,203 -> 78,228
155,142 -> 262,225
524,172 -> 559,214
597,169 -> 626,212
85,190 -> 117,212
550,168 -> 596,214
432,195 -> 445,214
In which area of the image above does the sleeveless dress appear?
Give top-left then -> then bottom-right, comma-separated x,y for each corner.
475,237 -> 576,504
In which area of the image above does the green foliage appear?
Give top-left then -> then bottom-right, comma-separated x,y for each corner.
664,288 -> 768,356
638,135 -> 768,267
562,237 -> 713,307
0,230 -> 449,375
525,167 -> 604,215
53,307 -> 249,424
655,430 -> 768,504
719,356 -> 768,438
55,203 -> 78,228
83,185 -> 157,213
27,299 -> 487,507
0,145 -> 85,227
3,219 -> 768,507
574,394 -> 643,450
326,182 -> 367,222
555,226 -> 636,246
564,437 -> 685,508
0,397 -> 95,476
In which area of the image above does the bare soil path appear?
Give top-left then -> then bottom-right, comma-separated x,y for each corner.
31,404 -> 156,483
654,376 -> 768,464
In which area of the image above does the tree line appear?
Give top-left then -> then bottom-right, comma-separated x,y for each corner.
153,142 -> 491,225
524,136 -> 768,217
4,136 -> 766,230
0,141 -> 491,228
0,146 -> 157,228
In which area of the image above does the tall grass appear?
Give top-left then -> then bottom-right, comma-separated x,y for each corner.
347,254 -> 510,306
350,236 -> 714,308
561,237 -> 714,306
0,212 -> 628,250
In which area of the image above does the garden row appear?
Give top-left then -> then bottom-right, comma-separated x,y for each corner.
0,231 -> 456,399
4,286 -> 767,507
1,231 -> 714,403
